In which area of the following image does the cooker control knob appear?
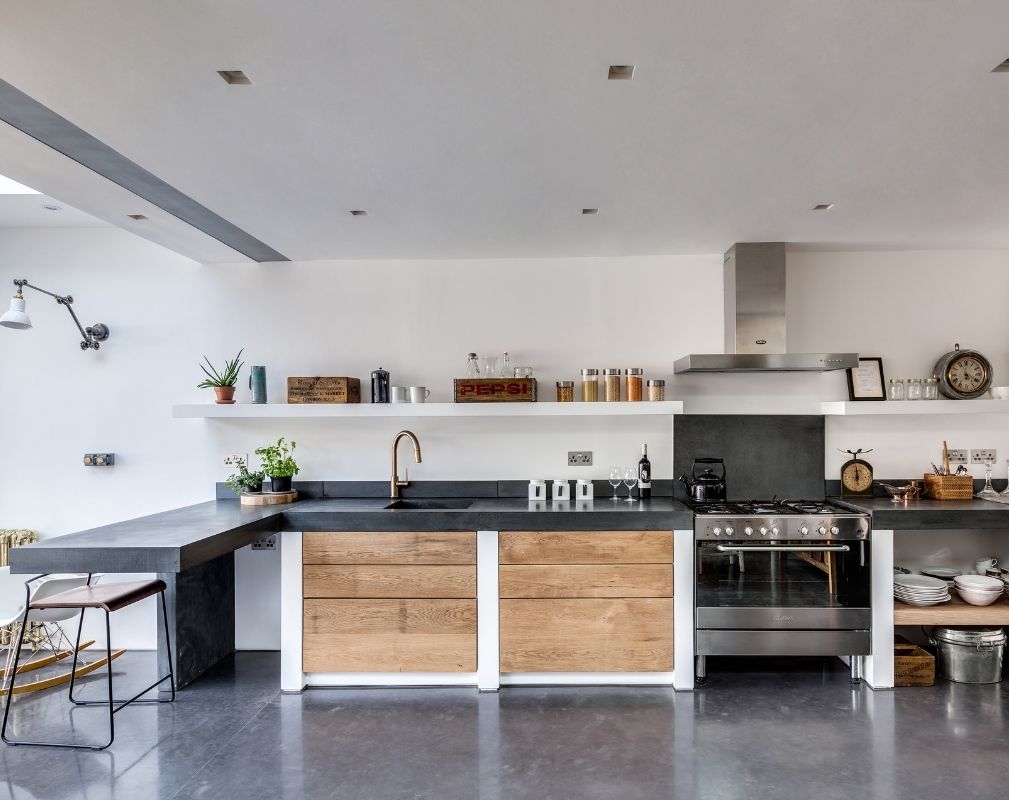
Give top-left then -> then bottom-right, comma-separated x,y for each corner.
712,527 -> 722,537
759,526 -> 769,536
724,526 -> 735,537
743,526 -> 753,537
817,525 -> 827,536
770,527 -> 779,537
830,525 -> 840,536
798,525 -> 809,536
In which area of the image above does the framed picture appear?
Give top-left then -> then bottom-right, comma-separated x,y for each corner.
846,357 -> 886,401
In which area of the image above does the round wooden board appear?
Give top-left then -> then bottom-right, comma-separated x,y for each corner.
240,490 -> 298,506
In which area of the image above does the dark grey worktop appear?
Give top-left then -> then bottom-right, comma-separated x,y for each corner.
836,497 -> 1009,530
8,497 -> 693,575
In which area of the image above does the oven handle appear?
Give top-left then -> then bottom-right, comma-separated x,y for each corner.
714,544 -> 851,553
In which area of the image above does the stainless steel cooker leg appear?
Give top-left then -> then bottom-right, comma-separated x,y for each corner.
695,655 -> 707,684
849,656 -> 861,685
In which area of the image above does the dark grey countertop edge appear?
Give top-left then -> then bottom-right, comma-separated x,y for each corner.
832,497 -> 1009,530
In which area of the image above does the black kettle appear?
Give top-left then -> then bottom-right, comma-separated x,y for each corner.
679,458 -> 727,502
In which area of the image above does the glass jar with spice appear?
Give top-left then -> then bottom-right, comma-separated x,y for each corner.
603,369 -> 622,402
580,369 -> 599,402
906,378 -> 923,401
625,369 -> 644,402
924,376 -> 939,400
647,379 -> 665,401
888,378 -> 905,401
556,381 -> 575,402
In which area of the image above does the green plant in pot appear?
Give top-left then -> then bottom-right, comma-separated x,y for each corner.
224,458 -> 265,495
256,437 -> 299,492
198,349 -> 244,404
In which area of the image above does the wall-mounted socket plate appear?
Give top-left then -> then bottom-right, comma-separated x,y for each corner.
224,453 -> 247,467
971,449 -> 997,465
946,449 -> 969,466
83,453 -> 115,467
567,451 -> 593,466
251,535 -> 276,551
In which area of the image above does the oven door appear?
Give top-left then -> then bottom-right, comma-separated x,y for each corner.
695,538 -> 871,630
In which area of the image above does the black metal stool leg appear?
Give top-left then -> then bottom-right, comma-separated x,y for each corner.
1,604 -> 32,745
67,606 -> 87,704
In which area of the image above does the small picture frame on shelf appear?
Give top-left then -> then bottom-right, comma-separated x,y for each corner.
846,357 -> 886,401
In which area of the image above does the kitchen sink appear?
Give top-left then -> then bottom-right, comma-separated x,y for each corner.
383,499 -> 475,511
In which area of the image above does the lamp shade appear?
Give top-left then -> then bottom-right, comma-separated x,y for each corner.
0,294 -> 32,329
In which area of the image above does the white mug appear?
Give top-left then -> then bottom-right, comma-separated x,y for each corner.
575,479 -> 594,500
553,479 -> 571,502
528,480 -> 546,501
390,386 -> 409,403
409,386 -> 431,403
976,557 -> 998,574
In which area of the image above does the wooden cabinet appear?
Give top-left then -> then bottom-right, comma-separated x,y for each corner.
499,531 -> 673,672
303,532 -> 476,673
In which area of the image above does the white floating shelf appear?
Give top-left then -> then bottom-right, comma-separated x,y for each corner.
172,401 -> 684,419
821,399 -> 1009,416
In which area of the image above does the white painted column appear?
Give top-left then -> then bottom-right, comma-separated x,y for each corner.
863,528 -> 894,690
673,528 -> 695,691
476,530 -> 500,691
280,531 -> 306,693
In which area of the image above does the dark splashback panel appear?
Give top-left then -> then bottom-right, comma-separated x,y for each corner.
673,415 -> 825,501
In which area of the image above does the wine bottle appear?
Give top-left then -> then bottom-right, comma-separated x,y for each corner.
637,444 -> 651,500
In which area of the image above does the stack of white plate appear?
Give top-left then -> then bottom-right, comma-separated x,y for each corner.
893,574 -> 951,606
953,574 -> 1005,606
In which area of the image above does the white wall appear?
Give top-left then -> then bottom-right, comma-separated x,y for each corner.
0,228 -> 1006,649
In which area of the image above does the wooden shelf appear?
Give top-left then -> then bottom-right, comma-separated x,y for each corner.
172,400 -> 684,419
822,400 -> 1009,416
893,593 -> 1009,626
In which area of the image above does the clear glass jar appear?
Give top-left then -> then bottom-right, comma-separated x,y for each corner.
888,378 -> 905,401
924,377 -> 939,400
906,378 -> 923,401
625,368 -> 644,402
580,368 -> 599,402
465,353 -> 480,377
647,379 -> 665,401
603,369 -> 622,402
556,381 -> 574,402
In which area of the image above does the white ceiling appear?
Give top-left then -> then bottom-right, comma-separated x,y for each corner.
0,192 -> 107,228
1,2 -> 1009,262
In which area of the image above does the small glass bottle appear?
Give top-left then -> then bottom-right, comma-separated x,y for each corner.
888,378 -> 905,401
924,376 -> 939,400
581,369 -> 599,402
464,353 -> 480,378
556,381 -> 574,402
500,352 -> 511,378
603,369 -> 622,402
625,369 -> 644,401
906,378 -> 923,401
647,379 -> 665,401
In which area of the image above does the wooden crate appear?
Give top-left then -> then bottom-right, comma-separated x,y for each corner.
453,377 -> 536,403
894,636 -> 935,686
287,376 -> 361,404
923,474 -> 974,500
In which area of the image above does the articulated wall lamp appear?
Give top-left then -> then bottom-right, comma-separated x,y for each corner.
0,279 -> 110,350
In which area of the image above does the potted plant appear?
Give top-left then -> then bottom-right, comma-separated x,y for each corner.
224,458 -> 265,495
255,437 -> 299,492
198,349 -> 244,404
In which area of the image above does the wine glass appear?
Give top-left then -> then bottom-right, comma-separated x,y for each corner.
608,467 -> 622,501
1000,460 -> 1009,497
623,467 -> 638,502
979,461 -> 999,500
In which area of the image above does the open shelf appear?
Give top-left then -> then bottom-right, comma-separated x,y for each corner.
172,400 -> 684,419
893,593 -> 1009,626
822,399 -> 1009,416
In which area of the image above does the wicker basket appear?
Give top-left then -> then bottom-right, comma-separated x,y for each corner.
894,637 -> 935,687
923,474 -> 974,500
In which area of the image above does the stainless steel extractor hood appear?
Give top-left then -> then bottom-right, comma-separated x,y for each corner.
673,242 -> 859,373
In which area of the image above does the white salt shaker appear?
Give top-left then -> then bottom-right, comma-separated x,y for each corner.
528,480 -> 547,501
575,479 -> 594,500
552,479 -> 571,502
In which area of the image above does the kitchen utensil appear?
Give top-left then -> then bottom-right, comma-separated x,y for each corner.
409,386 -> 431,403
956,464 -> 968,476
878,483 -> 914,502
389,386 -> 409,403
928,626 -> 1006,683
371,367 -> 390,403
480,356 -> 499,377
513,366 -> 533,379
955,586 -> 1004,606
679,458 -> 727,502
622,467 -> 638,502
975,558 -> 998,575
528,480 -> 546,501
249,366 -> 267,404
943,440 -> 950,477
920,567 -> 961,581
552,479 -> 571,502
608,467 -> 622,501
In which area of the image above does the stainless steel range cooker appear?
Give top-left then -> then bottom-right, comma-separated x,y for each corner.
692,499 -> 871,684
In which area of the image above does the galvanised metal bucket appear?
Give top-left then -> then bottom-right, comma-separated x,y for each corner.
929,626 -> 1006,684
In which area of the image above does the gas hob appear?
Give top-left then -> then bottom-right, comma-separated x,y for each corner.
691,499 -> 869,541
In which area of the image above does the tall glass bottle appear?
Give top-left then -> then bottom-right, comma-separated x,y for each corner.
637,444 -> 652,500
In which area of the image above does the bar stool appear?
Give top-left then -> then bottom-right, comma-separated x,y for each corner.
2,574 -> 175,750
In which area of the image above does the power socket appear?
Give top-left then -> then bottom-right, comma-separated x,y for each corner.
567,451 -> 593,466
946,449 -> 969,466
224,453 -> 247,467
251,535 -> 276,551
971,449 -> 997,465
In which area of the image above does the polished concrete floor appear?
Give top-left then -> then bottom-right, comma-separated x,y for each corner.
1,652 -> 1007,799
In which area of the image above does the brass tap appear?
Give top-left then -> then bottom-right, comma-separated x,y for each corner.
390,430 -> 423,498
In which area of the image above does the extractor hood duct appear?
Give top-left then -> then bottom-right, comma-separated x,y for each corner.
673,242 -> 859,373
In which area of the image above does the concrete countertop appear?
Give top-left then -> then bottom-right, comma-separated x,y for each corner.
836,497 -> 1009,530
8,497 -> 693,575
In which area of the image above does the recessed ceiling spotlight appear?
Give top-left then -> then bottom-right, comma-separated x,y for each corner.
582,208 -> 599,215
608,65 -> 635,80
217,70 -> 252,85
993,58 -> 1009,72
348,209 -> 368,216
127,213 -> 148,220
42,203 -> 60,211
812,203 -> 834,211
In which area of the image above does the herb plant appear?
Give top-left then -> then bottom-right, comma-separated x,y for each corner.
198,349 -> 244,388
255,437 -> 300,478
224,458 -> 266,494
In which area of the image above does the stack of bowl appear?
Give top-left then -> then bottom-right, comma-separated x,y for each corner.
954,574 -> 1005,606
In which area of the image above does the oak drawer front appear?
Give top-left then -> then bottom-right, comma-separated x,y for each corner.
499,564 -> 673,598
304,565 -> 476,598
304,599 -> 476,672
499,532 -> 673,564
500,598 -> 672,672
303,532 -> 476,565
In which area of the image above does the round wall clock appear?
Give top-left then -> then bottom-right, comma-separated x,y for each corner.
933,343 -> 993,400
839,448 -> 874,498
